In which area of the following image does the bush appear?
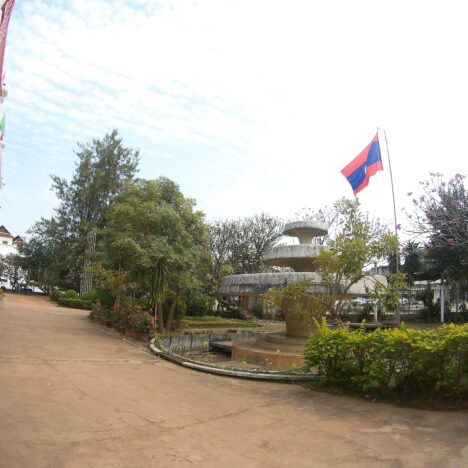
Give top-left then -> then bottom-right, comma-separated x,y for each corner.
82,288 -> 114,308
49,290 -> 63,302
185,293 -> 212,317
304,321 -> 468,401
58,297 -> 92,310
63,289 -> 79,299
134,296 -> 152,310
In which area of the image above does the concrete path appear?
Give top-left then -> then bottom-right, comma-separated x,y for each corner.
0,294 -> 467,468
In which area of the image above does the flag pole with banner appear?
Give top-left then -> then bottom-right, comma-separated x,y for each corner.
341,129 -> 401,323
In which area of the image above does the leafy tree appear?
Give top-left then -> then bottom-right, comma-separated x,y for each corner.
373,272 -> 408,312
401,240 -> 422,305
406,173 -> 467,282
209,213 -> 283,278
310,198 -> 398,320
102,177 -> 208,332
51,129 -> 139,234
19,218 -> 70,293
0,254 -> 25,290
23,130 -> 139,291
262,199 -> 397,323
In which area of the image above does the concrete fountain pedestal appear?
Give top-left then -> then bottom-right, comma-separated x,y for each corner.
221,221 -> 386,370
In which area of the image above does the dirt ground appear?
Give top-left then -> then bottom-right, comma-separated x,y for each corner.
1,294 -> 467,468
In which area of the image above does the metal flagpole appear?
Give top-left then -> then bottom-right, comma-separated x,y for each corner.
381,128 -> 399,238
378,127 -> 401,323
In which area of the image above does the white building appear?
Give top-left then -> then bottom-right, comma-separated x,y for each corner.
0,225 -> 26,290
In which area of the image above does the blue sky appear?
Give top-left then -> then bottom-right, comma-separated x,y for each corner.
1,0 -> 467,237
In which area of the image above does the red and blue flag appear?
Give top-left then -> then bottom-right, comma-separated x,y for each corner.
341,133 -> 383,195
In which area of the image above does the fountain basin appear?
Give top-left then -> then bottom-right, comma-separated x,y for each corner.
220,272 -> 386,297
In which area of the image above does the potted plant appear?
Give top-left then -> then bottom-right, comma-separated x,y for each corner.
125,306 -> 141,338
137,311 -> 155,342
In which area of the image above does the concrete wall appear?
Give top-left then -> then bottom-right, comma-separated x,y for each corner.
159,331 -> 269,354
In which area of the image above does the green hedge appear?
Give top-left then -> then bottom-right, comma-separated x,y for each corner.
49,290 -> 62,302
304,322 -> 468,401
58,298 -> 92,310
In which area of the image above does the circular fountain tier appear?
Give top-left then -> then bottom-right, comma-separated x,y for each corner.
263,244 -> 324,271
220,272 -> 386,300
283,221 -> 328,244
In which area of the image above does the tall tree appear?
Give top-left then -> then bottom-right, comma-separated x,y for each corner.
406,173 -> 467,282
401,240 -> 422,305
0,253 -> 25,291
311,198 -> 398,320
51,129 -> 139,234
102,177 -> 209,332
209,213 -> 283,277
24,130 -> 139,291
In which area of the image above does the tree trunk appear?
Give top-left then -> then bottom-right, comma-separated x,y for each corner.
157,301 -> 165,332
166,293 -> 179,331
113,294 -> 121,311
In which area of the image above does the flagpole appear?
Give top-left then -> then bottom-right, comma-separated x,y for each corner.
378,127 -> 401,323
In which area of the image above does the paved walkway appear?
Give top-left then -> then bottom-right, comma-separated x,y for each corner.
1,294 -> 467,468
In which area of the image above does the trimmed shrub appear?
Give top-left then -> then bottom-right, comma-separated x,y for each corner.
58,298 -> 92,310
63,289 -> 79,299
49,290 -> 63,302
304,321 -> 468,401
82,288 -> 114,308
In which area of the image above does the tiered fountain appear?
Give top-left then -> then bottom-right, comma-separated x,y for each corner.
220,221 -> 385,369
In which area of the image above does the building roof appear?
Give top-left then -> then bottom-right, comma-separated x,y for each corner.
13,235 -> 25,244
0,225 -> 13,238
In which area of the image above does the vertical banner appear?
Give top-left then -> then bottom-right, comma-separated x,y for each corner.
0,0 -> 15,97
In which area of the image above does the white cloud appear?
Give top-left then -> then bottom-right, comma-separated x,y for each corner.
1,0 -> 467,235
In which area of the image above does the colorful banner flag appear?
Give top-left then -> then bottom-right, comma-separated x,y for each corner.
341,133 -> 383,195
0,114 -> 5,136
0,0 -> 15,97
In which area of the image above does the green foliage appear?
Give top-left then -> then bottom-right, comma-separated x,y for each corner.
312,198 -> 398,320
49,290 -> 63,302
304,321 -> 468,401
406,173 -> 467,282
0,253 -> 25,290
58,297 -> 92,310
185,292 -> 213,317
23,130 -> 139,290
415,285 -> 434,307
208,214 -> 283,278
263,279 -> 326,320
103,177 -> 209,332
134,296 -> 152,310
62,289 -> 79,299
415,285 -> 439,322
81,288 -> 114,308
373,272 -> 408,312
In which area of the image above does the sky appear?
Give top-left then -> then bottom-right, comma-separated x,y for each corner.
1,0 -> 467,238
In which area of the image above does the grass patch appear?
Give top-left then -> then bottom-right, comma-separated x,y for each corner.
180,315 -> 261,329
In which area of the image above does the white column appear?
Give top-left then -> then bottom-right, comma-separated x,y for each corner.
440,284 -> 445,323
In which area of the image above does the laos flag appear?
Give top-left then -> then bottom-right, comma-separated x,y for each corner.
341,133 -> 383,195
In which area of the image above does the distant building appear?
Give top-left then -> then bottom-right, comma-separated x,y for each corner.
0,225 -> 26,290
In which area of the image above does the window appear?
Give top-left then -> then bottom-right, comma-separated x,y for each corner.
2,241 -> 7,245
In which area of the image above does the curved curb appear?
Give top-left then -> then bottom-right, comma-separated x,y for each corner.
149,338 -> 320,382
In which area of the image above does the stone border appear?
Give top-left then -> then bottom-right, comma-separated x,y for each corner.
149,335 -> 320,382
